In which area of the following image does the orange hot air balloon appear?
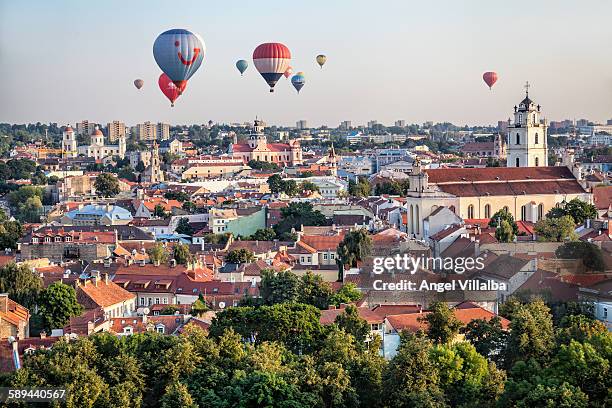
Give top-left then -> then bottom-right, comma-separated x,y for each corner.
158,73 -> 186,107
283,66 -> 293,79
483,72 -> 498,90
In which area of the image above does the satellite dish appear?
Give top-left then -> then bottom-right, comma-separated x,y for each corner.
143,307 -> 150,315
7,336 -> 15,344
218,302 -> 226,309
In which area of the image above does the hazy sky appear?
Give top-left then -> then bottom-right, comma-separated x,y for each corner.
1,0 -> 611,127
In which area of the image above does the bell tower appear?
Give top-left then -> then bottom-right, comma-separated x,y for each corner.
506,82 -> 548,168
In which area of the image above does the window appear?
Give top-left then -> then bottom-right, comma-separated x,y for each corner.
518,114 -> 522,123
371,323 -> 382,331
538,203 -> 544,221
521,205 -> 527,221
45,236 -> 51,243
415,205 -> 420,234
503,206 -> 509,213
535,133 -> 539,144
535,157 -> 539,166
515,157 -> 520,167
516,133 -> 520,145
140,297 -> 145,306
484,204 -> 491,219
156,326 -> 165,334
409,205 -> 414,234
604,308 -> 608,319
162,297 -> 168,304
323,253 -> 328,260
467,204 -> 474,219
330,253 -> 335,260
124,327 -> 133,335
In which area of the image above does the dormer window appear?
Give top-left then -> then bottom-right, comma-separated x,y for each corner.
44,237 -> 51,243
32,237 -> 39,244
65,236 -> 72,242
55,236 -> 62,242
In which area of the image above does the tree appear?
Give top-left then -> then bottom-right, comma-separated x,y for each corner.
225,248 -> 255,264
462,316 -> 507,364
135,160 -> 145,172
421,302 -> 463,345
247,228 -> 277,241
94,173 -> 120,197
160,306 -> 180,315
495,219 -> 516,243
153,204 -> 167,218
546,198 -> 597,225
260,269 -> 301,305
504,299 -> 555,368
190,293 -> 209,316
147,242 -> 169,265
329,283 -> 363,306
300,181 -> 320,193
336,229 -> 372,279
0,218 -> 24,250
164,191 -> 190,202
0,262 -> 42,308
175,218 -> 194,236
534,215 -> 577,242
248,159 -> 279,171
274,202 -> 327,240
335,305 -> 370,344
37,282 -> 83,332
282,179 -> 299,196
173,243 -> 193,265
160,381 -> 197,408
298,271 -> 334,309
348,177 -> 371,198
555,241 -> 605,271
267,174 -> 284,194
181,201 -> 197,214
488,208 -> 519,236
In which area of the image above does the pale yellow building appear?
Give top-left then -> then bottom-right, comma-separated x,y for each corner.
107,121 -> 127,143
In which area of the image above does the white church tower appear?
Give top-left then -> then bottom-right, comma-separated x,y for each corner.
62,125 -> 77,158
506,82 -> 548,168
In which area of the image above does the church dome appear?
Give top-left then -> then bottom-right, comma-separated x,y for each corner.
65,126 -> 73,132
92,127 -> 103,136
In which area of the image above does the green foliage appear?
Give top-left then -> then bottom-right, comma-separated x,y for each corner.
8,186 -> 44,222
555,241 -> 605,271
164,191 -> 190,202
495,219 -> 516,243
266,174 -> 300,196
0,159 -> 37,182
300,180 -> 320,193
248,159 -> 279,171
244,227 -> 277,241
225,248 -> 255,264
190,294 -> 209,316
94,173 -> 120,197
334,305 -> 370,344
348,177 -> 372,197
202,233 -> 230,245
160,306 -> 180,315
274,202 -> 327,240
37,282 -> 83,332
489,208 -> 519,235
375,179 -> 410,196
181,201 -> 197,214
0,214 -> 24,250
175,217 -> 194,236
421,302 -> 464,344
336,228 -> 372,275
260,270 -> 334,310
534,215 -> 577,242
173,243 -> 193,266
546,198 -> 598,225
153,204 -> 167,218
147,242 -> 169,265
329,283 -> 363,306
462,316 -> 507,364
0,262 -> 42,308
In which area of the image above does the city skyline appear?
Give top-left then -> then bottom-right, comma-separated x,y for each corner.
1,0 -> 611,126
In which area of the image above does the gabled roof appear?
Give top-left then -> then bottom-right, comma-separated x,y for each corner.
76,279 -> 136,309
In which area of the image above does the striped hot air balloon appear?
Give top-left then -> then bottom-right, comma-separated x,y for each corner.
483,71 -> 498,90
253,43 -> 291,92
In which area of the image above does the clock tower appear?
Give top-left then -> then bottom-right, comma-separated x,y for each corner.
506,82 -> 548,168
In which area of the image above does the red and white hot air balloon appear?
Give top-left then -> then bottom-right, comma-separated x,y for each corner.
253,43 -> 291,92
483,71 -> 498,90
158,73 -> 186,107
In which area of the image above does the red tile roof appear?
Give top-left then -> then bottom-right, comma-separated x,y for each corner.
77,279 -> 135,309
593,186 -> 612,210
386,305 -> 509,332
426,166 -> 576,183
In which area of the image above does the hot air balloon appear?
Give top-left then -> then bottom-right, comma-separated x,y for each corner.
134,79 -> 144,89
316,54 -> 326,68
291,72 -> 305,93
253,43 -> 291,92
158,73 -> 186,107
236,60 -> 248,76
283,66 -> 293,79
153,29 -> 205,93
483,72 -> 498,90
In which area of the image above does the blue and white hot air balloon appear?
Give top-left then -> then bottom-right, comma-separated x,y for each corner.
236,60 -> 248,76
153,29 -> 205,92
291,72 -> 306,93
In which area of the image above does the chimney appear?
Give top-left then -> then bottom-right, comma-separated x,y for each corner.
474,240 -> 480,257
104,273 -> 109,284
169,259 -> 177,268
40,331 -> 46,339
0,294 -> 8,313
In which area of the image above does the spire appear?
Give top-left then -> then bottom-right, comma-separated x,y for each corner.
524,81 -> 530,98
328,143 -> 336,158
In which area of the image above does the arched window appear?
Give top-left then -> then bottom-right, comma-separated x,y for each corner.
538,203 -> 544,221
516,134 -> 520,145
518,114 -> 523,123
535,133 -> 539,144
467,204 -> 474,219
515,157 -> 520,167
521,205 -> 527,221
484,204 -> 491,219
415,205 -> 420,234
503,206 -> 509,213
535,157 -> 539,166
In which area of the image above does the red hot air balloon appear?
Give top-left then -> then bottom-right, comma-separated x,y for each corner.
483,72 -> 498,90
158,73 -> 186,107
253,43 -> 291,92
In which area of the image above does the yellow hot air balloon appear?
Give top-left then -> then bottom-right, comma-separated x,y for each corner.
316,54 -> 326,68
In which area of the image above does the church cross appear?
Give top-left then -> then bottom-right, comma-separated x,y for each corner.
524,81 -> 530,96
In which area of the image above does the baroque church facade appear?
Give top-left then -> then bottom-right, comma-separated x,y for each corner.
403,88 -> 592,239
